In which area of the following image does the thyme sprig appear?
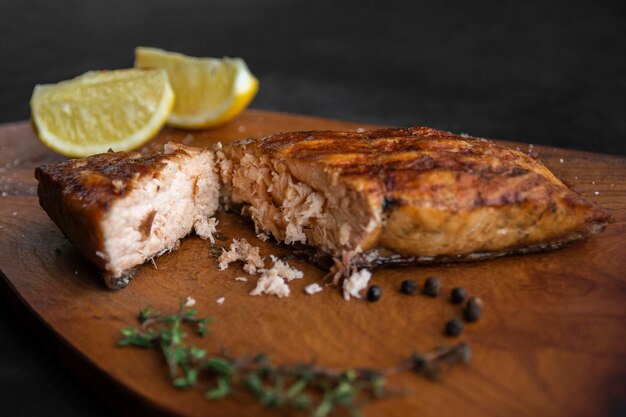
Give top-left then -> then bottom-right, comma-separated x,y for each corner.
118,301 -> 470,417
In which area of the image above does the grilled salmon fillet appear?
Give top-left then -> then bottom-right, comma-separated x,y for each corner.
220,127 -> 610,270
35,143 -> 219,288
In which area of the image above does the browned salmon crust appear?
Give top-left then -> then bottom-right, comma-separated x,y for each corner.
221,127 -> 611,268
36,143 -> 219,288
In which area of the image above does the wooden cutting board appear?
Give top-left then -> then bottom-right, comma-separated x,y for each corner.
1,110 -> 625,417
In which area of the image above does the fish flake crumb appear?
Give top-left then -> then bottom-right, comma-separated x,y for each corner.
218,238 -> 265,274
343,269 -> 372,301
250,256 -> 303,298
304,283 -> 323,295
185,296 -> 196,307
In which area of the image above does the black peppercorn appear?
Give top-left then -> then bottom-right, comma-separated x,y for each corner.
366,285 -> 382,302
423,276 -> 441,297
445,319 -> 464,336
400,279 -> 417,295
463,297 -> 483,322
450,287 -> 467,304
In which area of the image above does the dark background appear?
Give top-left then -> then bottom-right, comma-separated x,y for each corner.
1,0 -> 626,155
0,1 -> 625,416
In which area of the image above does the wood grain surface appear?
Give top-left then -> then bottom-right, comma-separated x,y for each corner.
1,110 -> 625,417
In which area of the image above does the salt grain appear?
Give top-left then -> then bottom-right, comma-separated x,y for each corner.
185,296 -> 196,307
216,297 -> 225,305
594,191 -> 600,195
559,158 -> 564,163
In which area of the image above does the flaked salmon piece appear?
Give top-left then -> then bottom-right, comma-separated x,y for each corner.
35,143 -> 219,288
220,127 -> 611,273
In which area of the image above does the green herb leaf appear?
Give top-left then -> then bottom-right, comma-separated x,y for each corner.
312,396 -> 333,417
260,389 -> 283,408
190,347 -> 207,360
244,373 -> 264,395
203,357 -> 234,377
372,376 -> 386,398
290,393 -> 311,411
196,317 -> 214,336
171,317 -> 183,345
285,378 -> 308,398
173,376 -> 190,388
117,328 -> 153,348
138,306 -> 152,323
118,304 -> 471,417
205,376 -> 230,400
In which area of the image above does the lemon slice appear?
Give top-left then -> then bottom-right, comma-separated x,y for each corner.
31,69 -> 174,157
135,47 -> 258,129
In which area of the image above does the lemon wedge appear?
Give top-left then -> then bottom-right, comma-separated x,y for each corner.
31,69 -> 174,157
135,47 -> 258,129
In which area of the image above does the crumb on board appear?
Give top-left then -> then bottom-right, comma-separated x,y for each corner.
250,256 -> 304,298
342,269 -> 372,301
218,238 -> 265,274
304,283 -> 323,295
